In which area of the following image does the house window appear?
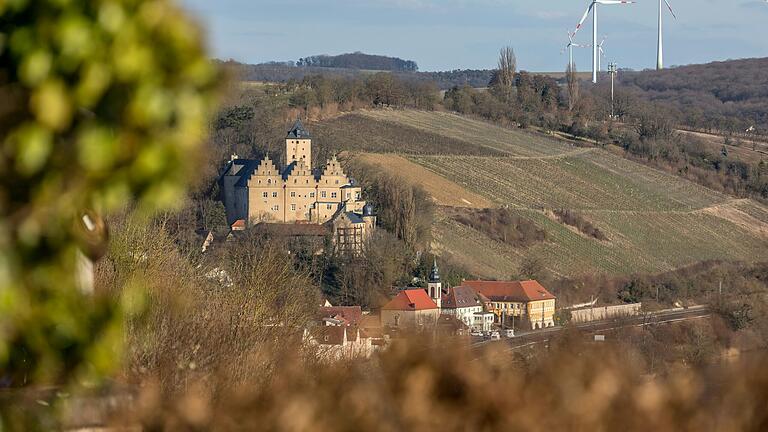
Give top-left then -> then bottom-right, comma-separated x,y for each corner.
291,204 -> 296,211
272,192 -> 278,198
321,191 -> 327,198
262,192 -> 268,198
290,192 -> 296,198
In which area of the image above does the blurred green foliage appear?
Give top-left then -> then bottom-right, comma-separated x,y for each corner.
0,0 -> 218,388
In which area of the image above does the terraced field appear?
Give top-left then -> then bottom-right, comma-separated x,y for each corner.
324,109 -> 768,278
356,109 -> 574,157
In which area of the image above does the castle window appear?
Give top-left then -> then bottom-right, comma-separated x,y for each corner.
290,192 -> 296,197
335,180 -> 339,184
331,192 -> 337,199
346,193 -> 351,199
262,192 -> 268,198
291,204 -> 296,211
321,191 -> 327,198
272,205 -> 279,211
355,192 -> 361,200
272,192 -> 278,198
326,204 -> 332,210
267,179 -> 272,184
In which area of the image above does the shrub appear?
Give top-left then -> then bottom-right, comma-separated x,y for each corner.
451,208 -> 545,247
552,209 -> 607,241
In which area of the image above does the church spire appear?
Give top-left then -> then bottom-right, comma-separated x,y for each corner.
429,258 -> 440,282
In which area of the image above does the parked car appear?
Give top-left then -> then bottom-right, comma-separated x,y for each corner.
504,329 -> 515,338
489,331 -> 501,340
470,331 -> 484,337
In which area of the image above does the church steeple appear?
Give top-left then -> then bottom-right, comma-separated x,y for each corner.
428,258 -> 442,308
429,258 -> 440,282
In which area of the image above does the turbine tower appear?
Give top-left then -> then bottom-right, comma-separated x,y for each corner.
657,0 -> 677,70
573,0 -> 634,83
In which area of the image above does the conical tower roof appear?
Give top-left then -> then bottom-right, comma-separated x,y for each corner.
429,258 -> 440,283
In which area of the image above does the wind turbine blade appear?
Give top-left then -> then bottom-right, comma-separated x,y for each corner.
595,0 -> 634,4
663,0 -> 677,19
573,2 -> 594,36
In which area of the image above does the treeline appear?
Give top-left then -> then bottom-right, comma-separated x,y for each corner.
297,52 -> 418,72
285,73 -> 439,112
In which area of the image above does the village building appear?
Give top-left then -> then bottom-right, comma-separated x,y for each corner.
426,260 -> 494,332
307,305 -> 386,360
461,280 -> 557,329
381,289 -> 440,328
220,119 -> 376,253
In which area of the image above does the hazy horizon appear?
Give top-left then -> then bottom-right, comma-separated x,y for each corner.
181,0 -> 768,72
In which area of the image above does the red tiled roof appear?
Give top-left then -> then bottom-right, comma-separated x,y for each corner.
231,219 -> 246,230
461,280 -> 556,302
381,289 -> 438,311
318,306 -> 363,326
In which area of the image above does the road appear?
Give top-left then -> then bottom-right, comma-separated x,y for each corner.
470,305 -> 712,353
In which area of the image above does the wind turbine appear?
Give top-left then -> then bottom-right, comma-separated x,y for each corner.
573,0 -> 634,83
657,0 -> 677,70
597,36 -> 607,72
562,32 -> 589,70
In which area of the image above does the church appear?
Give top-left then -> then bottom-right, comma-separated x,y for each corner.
220,120 -> 376,252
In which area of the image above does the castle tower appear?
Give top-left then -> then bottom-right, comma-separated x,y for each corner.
362,202 -> 377,231
286,118 -> 312,167
428,258 -> 442,308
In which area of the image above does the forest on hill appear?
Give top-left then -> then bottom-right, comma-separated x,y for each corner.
296,52 -> 418,71
612,58 -> 768,135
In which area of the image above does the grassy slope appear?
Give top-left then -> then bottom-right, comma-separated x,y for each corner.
314,110 -> 768,278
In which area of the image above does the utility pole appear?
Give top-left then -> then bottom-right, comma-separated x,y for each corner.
608,62 -> 618,119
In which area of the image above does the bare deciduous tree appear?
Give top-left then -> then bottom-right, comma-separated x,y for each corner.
566,63 -> 580,112
490,46 -> 516,101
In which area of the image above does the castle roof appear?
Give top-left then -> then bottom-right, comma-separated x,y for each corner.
287,119 -> 310,139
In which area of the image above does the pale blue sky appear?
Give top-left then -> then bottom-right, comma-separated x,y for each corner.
181,0 -> 768,72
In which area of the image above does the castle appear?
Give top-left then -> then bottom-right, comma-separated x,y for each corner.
220,120 -> 376,252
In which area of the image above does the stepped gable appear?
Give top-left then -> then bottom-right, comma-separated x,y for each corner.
319,155 -> 347,181
283,158 -> 314,182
